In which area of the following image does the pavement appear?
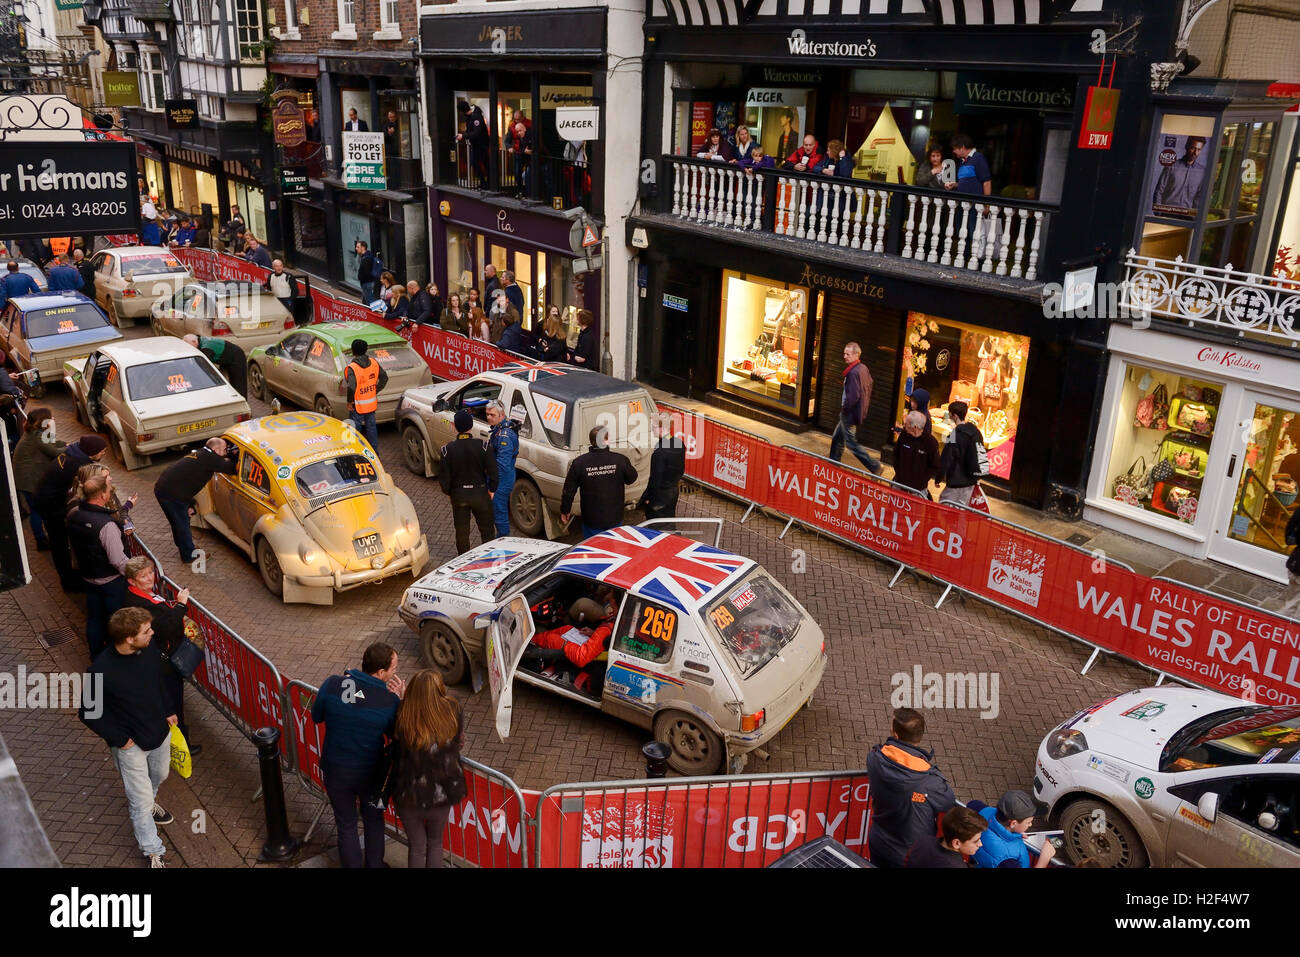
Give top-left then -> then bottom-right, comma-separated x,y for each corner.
2,317 -> 1286,868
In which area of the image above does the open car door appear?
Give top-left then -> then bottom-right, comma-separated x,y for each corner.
482,591 -> 535,741
638,517 -> 723,548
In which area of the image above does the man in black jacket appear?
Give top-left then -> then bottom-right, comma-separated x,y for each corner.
34,434 -> 108,591
68,471 -> 132,659
938,400 -> 986,507
406,280 -> 435,325
455,99 -> 489,185
439,409 -> 497,554
639,413 -> 686,520
355,241 -> 378,304
561,426 -> 638,538
80,606 -> 179,868
73,248 -> 97,291
864,708 -> 957,868
154,436 -> 237,562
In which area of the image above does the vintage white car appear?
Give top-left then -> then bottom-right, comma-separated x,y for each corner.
399,520 -> 827,775
87,245 -> 191,327
1036,686 -> 1300,867
397,362 -> 656,539
64,337 -> 251,469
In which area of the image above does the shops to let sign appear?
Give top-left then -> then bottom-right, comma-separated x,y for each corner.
342,131 -> 386,190
1078,85 -> 1120,150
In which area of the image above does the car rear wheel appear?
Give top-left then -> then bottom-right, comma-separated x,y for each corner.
107,300 -> 121,328
401,424 -> 427,475
419,620 -> 468,685
248,363 -> 269,403
654,710 -> 724,776
509,477 -> 545,538
256,537 -> 285,598
313,395 -> 334,418
149,313 -> 165,337
1060,798 -> 1148,868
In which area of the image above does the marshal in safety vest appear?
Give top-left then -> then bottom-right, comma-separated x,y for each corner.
346,359 -> 381,414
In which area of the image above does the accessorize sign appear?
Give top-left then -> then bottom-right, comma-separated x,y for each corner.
342,131 -> 385,190
0,142 -> 139,237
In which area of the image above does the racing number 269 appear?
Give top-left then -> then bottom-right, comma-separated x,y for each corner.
640,607 -> 676,641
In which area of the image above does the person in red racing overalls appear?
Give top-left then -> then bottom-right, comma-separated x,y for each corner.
528,587 -> 616,691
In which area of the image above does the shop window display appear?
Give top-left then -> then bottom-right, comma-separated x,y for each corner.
1103,363 -> 1227,525
1228,402 -> 1299,556
717,271 -> 813,411
897,312 -> 1028,480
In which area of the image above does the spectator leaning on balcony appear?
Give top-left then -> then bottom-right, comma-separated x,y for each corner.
455,99 -> 489,184
745,146 -> 775,170
914,146 -> 956,190
696,128 -> 733,162
947,133 -> 991,197
814,140 -> 854,179
729,125 -> 755,165
783,134 -> 824,173
344,108 -> 368,132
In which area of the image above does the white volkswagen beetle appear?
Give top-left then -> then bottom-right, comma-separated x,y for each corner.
398,520 -> 827,775
1035,686 -> 1300,867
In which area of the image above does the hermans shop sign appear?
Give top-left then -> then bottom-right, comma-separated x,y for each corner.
0,142 -> 139,237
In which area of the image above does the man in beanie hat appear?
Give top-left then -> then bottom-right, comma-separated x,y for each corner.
972,789 -> 1055,868
34,434 -> 109,591
343,338 -> 388,448
438,408 -> 497,554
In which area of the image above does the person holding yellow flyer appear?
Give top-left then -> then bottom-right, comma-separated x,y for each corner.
79,606 -> 181,869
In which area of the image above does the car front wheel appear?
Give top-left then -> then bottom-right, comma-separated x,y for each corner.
401,424 -> 427,475
1060,798 -> 1149,868
314,395 -> 334,418
248,363 -> 269,403
419,620 -> 468,685
256,537 -> 285,598
653,710 -> 724,776
509,477 -> 546,538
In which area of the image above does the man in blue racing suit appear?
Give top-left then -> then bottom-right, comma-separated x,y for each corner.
486,399 -> 520,538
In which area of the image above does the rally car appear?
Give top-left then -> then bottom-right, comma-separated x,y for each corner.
396,362 -> 655,539
150,280 -> 295,352
64,337 -> 251,470
247,321 -> 432,422
87,245 -> 192,327
399,521 -> 826,775
1035,686 -> 1300,867
193,411 -> 429,604
0,293 -> 120,395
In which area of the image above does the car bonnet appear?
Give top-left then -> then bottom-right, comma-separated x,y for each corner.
1064,687 -> 1245,767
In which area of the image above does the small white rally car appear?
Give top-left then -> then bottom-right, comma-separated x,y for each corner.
398,520 -> 826,775
1035,686 -> 1300,868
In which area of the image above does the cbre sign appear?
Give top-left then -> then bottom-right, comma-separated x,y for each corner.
0,142 -> 140,238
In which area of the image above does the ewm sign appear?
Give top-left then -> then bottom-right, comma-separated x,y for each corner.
0,142 -> 140,239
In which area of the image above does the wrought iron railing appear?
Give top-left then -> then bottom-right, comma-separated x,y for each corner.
657,155 -> 1051,281
1123,251 -> 1300,347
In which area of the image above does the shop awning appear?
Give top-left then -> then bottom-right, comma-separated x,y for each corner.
270,59 -> 320,78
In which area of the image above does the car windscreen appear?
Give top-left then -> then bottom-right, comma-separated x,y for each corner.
122,253 -> 187,275
26,304 -> 107,338
125,356 -> 225,399
1161,706 -> 1300,772
348,344 -> 423,372
294,454 -> 380,499
703,573 -> 801,679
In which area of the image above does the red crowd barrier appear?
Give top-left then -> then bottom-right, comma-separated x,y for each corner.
535,772 -> 872,868
658,405 -> 1300,707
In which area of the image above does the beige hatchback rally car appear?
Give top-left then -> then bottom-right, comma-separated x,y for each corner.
396,361 -> 656,539
87,246 -> 192,327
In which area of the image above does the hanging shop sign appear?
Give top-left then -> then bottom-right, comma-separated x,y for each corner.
273,96 -> 307,148
102,72 -> 141,108
280,166 -> 309,198
419,10 -> 606,57
783,29 -> 877,59
342,131 -> 386,190
1078,86 -> 1120,150
0,142 -> 139,238
165,99 -> 199,130
555,107 -> 599,143
540,86 -> 594,108
954,72 -> 1075,114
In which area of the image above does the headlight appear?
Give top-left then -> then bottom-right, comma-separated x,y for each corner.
298,543 -> 319,564
1046,729 -> 1088,760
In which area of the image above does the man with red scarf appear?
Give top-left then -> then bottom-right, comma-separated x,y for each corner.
783,134 -> 825,173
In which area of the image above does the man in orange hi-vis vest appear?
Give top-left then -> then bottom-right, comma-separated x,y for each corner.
344,338 -> 388,447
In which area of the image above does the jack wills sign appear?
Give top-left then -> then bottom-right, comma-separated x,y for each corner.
419,10 -> 606,56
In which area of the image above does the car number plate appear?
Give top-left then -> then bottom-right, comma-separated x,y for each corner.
242,320 -> 271,330
178,418 -> 216,435
353,533 -> 382,558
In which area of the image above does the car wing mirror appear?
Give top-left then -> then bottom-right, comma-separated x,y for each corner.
266,345 -> 280,356
126,269 -> 135,283
472,611 -> 497,630
1197,791 -> 1219,823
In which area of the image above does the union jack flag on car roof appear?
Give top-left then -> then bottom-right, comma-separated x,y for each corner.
554,526 -> 751,612
496,361 -> 571,381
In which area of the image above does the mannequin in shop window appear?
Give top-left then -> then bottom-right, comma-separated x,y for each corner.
974,336 -> 999,405
775,109 -> 799,165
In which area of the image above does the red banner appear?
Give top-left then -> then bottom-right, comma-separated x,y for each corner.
171,246 -> 270,284
661,406 -> 1300,707
536,774 -> 872,867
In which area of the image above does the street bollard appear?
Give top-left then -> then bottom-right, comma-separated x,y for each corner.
641,741 -> 672,779
254,727 -> 299,861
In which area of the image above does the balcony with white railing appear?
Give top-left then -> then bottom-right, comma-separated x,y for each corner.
654,155 -> 1053,282
1123,251 -> 1300,349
